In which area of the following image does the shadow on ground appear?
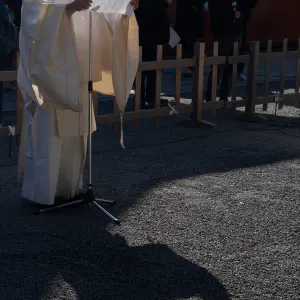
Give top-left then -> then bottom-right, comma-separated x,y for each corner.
2,201 -> 230,300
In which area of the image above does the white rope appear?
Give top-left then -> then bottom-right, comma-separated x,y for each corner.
120,112 -> 125,149
7,125 -> 16,136
274,94 -> 284,116
167,100 -> 179,116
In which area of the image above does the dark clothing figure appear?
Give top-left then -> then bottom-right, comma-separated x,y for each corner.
208,0 -> 238,36
175,0 -> 205,58
4,0 -> 21,27
236,17 -> 248,75
0,2 -> 18,68
239,0 -> 258,20
206,0 -> 243,101
135,0 -> 170,108
135,0 -> 170,47
236,0 -> 258,74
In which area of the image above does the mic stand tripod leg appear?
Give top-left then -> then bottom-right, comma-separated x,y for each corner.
35,189 -> 120,225
82,189 -> 120,224
92,201 -> 120,224
35,199 -> 85,214
95,198 -> 117,204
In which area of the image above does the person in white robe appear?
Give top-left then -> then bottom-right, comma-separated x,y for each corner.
17,0 -> 139,205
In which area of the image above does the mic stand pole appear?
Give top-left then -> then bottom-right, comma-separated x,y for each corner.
37,11 -> 120,225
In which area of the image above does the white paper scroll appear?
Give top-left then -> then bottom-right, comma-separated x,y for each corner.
40,0 -> 72,4
89,0 -> 133,15
40,0 -> 133,15
169,27 -> 181,48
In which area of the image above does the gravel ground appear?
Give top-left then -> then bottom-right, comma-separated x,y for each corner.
1,100 -> 300,300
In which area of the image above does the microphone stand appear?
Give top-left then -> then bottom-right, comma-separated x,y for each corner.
37,11 -> 120,225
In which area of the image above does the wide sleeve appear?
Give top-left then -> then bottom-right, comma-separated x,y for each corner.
92,13 -> 139,113
18,2 -> 81,112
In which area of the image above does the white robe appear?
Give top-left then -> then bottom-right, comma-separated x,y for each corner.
18,1 -> 139,205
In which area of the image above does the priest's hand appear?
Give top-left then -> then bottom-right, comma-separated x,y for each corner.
130,0 -> 139,10
66,0 -> 93,17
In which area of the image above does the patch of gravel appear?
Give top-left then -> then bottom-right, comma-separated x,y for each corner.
1,109 -> 300,299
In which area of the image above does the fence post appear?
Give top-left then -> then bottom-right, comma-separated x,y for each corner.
192,42 -> 205,122
154,45 -> 163,126
246,41 -> 260,116
16,54 -> 23,146
175,43 -> 182,122
0,82 -> 3,124
134,46 -> 142,129
279,39 -> 288,109
263,40 -> 272,111
295,37 -> 300,97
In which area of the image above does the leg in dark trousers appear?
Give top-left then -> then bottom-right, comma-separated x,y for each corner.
206,35 -> 234,101
182,39 -> 195,59
140,44 -> 157,108
237,18 -> 248,75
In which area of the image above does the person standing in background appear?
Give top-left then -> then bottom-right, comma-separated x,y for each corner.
206,0 -> 242,102
135,0 -> 170,109
236,0 -> 258,80
0,1 -> 18,123
0,2 -> 18,69
4,0 -> 22,28
175,0 -> 206,59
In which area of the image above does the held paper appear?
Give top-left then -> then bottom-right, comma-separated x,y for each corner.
169,27 -> 181,48
89,0 -> 133,15
39,0 -> 72,4
39,0 -> 133,15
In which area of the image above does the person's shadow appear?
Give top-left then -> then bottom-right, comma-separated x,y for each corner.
2,203 -> 231,300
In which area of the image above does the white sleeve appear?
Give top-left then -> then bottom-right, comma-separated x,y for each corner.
20,2 -> 81,112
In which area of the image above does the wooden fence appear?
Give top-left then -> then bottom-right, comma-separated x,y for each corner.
1,39 -> 300,141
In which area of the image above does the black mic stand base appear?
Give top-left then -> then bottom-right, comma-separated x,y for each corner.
35,189 -> 120,225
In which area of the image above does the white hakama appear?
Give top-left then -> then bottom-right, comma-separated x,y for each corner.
21,106 -> 87,205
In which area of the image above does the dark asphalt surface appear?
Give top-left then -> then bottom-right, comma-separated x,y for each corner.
1,100 -> 300,300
